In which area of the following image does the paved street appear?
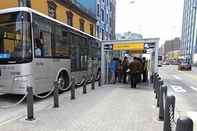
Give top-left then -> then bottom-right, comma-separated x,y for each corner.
0,84 -> 162,131
159,65 -> 197,130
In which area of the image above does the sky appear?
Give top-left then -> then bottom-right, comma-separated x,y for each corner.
116,0 -> 184,46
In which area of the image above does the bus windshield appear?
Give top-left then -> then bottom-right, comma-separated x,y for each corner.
0,11 -> 32,64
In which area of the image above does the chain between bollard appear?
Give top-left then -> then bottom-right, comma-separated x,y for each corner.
58,80 -> 73,92
159,85 -> 167,121
83,76 -> 87,94
87,75 -> 93,84
95,72 -> 101,81
164,95 -> 176,131
169,104 -> 176,130
75,78 -> 86,88
34,85 -> 55,99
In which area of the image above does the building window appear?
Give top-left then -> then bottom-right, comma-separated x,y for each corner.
110,17 -> 112,27
80,18 -> 85,32
19,0 -> 31,7
97,4 -> 100,17
101,9 -> 104,21
106,14 -> 108,23
102,29 -> 104,40
110,2 -> 112,11
96,26 -> 100,38
90,24 -> 94,36
48,0 -> 57,19
66,11 -> 73,26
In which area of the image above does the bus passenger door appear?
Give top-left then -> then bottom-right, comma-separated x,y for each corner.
32,16 -> 53,93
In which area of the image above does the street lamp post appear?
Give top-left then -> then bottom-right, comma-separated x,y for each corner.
191,6 -> 197,64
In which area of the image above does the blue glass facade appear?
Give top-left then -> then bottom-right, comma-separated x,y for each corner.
76,0 -> 96,18
69,0 -> 116,40
181,0 -> 197,63
96,0 -> 116,40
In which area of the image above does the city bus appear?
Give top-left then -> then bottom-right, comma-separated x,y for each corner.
0,7 -> 101,94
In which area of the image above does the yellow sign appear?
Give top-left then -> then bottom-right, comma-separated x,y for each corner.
113,43 -> 144,51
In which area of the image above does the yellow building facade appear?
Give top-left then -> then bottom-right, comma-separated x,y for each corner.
0,0 -> 96,36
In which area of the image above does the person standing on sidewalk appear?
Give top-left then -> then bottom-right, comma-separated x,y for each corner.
110,57 -> 118,84
117,59 -> 123,83
142,57 -> 148,82
128,57 -> 139,88
122,56 -> 128,83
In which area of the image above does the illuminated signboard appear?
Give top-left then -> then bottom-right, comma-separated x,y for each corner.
112,43 -> 144,51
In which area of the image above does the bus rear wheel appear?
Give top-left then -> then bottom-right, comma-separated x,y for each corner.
58,72 -> 69,91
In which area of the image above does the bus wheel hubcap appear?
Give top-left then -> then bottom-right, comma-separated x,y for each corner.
58,77 -> 65,89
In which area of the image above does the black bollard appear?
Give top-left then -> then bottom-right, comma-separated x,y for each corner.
159,85 -> 167,120
157,80 -> 164,107
155,77 -> 161,99
164,95 -> 175,131
83,77 -> 87,94
53,81 -> 59,108
153,74 -> 158,92
176,117 -> 193,131
26,86 -> 35,121
153,73 -> 158,87
150,74 -> 153,83
70,77 -> 75,100
91,74 -> 95,90
156,77 -> 161,93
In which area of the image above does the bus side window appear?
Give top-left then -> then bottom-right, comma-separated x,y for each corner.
32,14 -> 52,58
53,25 -> 69,58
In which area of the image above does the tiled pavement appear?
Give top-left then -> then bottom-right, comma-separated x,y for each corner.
0,83 -> 163,131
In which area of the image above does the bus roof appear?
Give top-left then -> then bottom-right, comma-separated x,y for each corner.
0,7 -> 101,41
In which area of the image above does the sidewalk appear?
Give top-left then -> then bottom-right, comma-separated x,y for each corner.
0,83 -> 163,131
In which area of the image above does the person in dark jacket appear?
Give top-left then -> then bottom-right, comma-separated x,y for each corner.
122,57 -> 128,83
128,57 -> 142,88
142,57 -> 148,82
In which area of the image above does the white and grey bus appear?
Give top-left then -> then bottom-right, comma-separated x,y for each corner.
0,7 -> 101,94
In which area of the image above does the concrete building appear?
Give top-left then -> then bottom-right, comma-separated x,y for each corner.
0,0 -> 97,36
163,38 -> 181,60
181,0 -> 197,63
96,0 -> 116,40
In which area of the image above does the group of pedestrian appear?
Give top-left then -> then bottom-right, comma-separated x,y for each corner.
110,56 -> 148,88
